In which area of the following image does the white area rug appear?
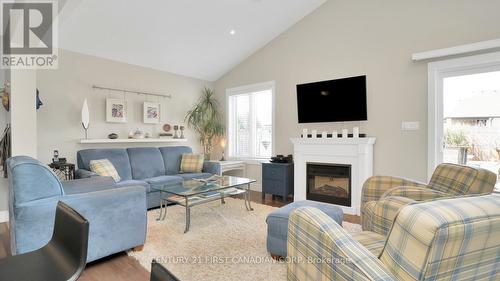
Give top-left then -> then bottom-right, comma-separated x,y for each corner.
128,198 -> 361,281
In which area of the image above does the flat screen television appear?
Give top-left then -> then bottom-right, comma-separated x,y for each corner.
296,75 -> 367,123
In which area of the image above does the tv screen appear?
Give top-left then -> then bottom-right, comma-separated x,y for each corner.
296,75 -> 367,123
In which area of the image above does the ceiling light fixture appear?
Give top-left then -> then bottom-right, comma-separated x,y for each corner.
229,29 -> 236,35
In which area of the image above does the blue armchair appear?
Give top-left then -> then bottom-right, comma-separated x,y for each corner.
7,156 -> 147,262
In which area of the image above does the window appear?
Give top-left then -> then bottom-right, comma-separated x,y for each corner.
227,81 -> 274,159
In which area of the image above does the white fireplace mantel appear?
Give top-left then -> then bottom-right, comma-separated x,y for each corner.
291,137 -> 376,215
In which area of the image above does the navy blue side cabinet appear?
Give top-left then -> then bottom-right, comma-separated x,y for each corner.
262,162 -> 294,202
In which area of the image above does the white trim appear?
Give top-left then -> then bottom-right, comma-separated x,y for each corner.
225,81 -> 276,159
79,138 -> 188,144
413,38 -> 500,61
0,211 -> 8,223
427,51 -> 500,180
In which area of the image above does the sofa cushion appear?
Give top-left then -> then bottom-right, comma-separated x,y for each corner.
178,173 -> 212,180
180,154 -> 204,173
127,148 -> 166,180
89,159 -> 121,182
351,231 -> 386,257
145,175 -> 183,188
159,146 -> 193,175
77,149 -> 133,181
62,177 -> 117,195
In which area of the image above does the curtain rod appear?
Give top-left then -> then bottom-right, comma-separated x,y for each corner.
92,85 -> 172,99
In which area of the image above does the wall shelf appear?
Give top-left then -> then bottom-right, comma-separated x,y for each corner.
79,138 -> 188,144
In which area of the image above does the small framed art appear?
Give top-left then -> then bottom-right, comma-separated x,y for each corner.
143,102 -> 160,124
106,98 -> 127,123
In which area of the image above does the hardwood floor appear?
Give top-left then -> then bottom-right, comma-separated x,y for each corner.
0,191 -> 360,281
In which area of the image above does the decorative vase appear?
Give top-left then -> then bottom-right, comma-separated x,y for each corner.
180,126 -> 185,139
81,99 -> 90,139
173,125 -> 179,139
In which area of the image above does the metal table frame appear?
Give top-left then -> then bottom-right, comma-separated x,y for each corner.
156,181 -> 254,233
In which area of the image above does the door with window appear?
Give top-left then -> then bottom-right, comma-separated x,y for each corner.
429,53 -> 500,192
226,82 -> 274,160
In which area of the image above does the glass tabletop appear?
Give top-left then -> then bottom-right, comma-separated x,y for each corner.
150,176 -> 256,197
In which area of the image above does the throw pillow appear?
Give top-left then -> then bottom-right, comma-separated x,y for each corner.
180,154 -> 204,173
89,159 -> 121,182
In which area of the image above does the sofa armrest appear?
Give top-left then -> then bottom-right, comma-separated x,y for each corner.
381,186 -> 448,201
75,169 -> 99,179
11,185 -> 147,262
203,161 -> 221,175
363,196 -> 415,236
61,176 -> 117,195
288,207 -> 396,281
361,176 -> 426,224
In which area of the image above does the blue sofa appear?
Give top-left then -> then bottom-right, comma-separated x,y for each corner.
7,156 -> 147,262
76,146 -> 221,209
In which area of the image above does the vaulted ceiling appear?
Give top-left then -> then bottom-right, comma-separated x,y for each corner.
58,0 -> 326,81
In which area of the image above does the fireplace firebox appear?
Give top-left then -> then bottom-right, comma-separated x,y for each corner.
306,163 -> 351,206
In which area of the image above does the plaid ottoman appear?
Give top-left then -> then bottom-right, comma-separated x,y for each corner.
266,200 -> 343,257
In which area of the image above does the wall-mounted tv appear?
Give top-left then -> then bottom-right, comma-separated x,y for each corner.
296,75 -> 367,123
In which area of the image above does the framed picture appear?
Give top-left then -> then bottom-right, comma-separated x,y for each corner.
106,98 -> 127,123
143,102 -> 160,124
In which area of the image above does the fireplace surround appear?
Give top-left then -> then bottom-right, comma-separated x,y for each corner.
291,137 -> 376,215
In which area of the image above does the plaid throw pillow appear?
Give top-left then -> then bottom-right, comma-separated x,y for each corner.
180,154 -> 204,173
89,159 -> 121,182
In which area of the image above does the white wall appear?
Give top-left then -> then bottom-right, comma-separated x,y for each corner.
215,0 -> 500,182
36,49 -> 212,165
10,70 -> 37,158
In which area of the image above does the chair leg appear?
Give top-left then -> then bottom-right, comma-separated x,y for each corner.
133,245 -> 144,252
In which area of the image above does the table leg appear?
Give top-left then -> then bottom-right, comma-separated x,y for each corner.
245,183 -> 254,211
221,196 -> 226,204
157,197 -> 164,221
184,198 -> 191,233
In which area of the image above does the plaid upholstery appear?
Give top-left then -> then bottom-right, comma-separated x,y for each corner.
429,163 -> 497,195
363,196 -> 415,236
351,231 -> 386,257
288,207 -> 397,281
381,186 -> 449,201
361,176 -> 426,228
179,154 -> 204,173
362,164 -> 497,233
380,195 -> 500,281
288,195 -> 500,281
89,159 -> 121,182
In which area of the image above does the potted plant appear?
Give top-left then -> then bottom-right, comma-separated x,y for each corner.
185,88 -> 225,160
444,127 -> 469,165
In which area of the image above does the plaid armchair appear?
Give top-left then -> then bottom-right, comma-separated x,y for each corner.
361,163 -> 497,235
287,195 -> 500,281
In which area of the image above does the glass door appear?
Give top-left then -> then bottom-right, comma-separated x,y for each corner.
440,70 -> 500,192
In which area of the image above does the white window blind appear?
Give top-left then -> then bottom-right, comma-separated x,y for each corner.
227,82 -> 274,159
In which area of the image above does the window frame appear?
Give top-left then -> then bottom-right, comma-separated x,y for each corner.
226,81 -> 275,161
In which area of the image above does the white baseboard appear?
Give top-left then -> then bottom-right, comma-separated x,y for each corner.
0,211 -> 8,223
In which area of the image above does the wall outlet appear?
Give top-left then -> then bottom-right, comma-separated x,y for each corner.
401,121 -> 420,131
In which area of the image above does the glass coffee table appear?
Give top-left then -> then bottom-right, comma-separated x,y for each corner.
151,176 -> 256,233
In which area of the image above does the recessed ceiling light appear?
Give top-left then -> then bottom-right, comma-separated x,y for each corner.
229,29 -> 236,35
